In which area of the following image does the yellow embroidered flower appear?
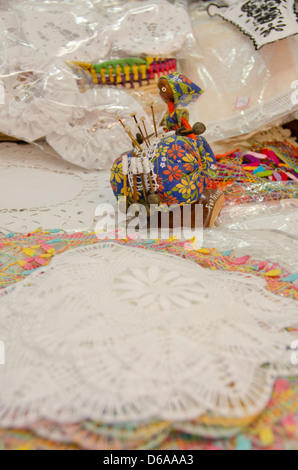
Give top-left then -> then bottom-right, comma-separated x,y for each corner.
111,162 -> 123,184
155,146 -> 168,159
182,153 -> 197,172
176,178 -> 196,195
163,137 -> 176,145
120,186 -> 133,198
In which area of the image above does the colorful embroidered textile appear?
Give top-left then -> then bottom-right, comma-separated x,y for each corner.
1,230 -> 297,300
214,142 -> 298,185
111,134 -> 217,206
0,243 -> 297,426
72,57 -> 177,90
159,72 -> 203,130
208,141 -> 298,204
0,377 -> 297,450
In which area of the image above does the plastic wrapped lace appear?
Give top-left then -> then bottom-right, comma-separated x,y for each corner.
0,0 -> 195,169
182,5 -> 298,142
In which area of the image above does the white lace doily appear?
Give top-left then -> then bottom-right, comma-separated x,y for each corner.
0,243 -> 297,426
46,88 -> 152,170
0,43 -> 151,168
0,46 -> 80,141
18,2 -> 111,62
111,0 -> 192,55
0,143 -> 114,233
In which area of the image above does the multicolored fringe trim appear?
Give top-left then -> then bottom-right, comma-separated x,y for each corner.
70,57 -> 177,90
0,377 -> 297,450
210,141 -> 298,205
1,229 -> 297,300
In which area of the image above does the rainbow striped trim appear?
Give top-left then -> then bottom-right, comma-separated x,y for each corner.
71,57 -> 177,89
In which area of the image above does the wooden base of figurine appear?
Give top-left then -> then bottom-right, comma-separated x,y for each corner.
147,190 -> 225,230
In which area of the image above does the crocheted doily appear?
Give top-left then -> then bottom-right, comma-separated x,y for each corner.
0,46 -> 80,142
0,143 -> 114,233
0,243 -> 296,426
46,87 -> 153,170
19,3 -> 111,62
0,43 -> 152,168
111,0 -> 192,55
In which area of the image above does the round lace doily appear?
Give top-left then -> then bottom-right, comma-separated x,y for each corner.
111,1 -> 192,55
19,3 -> 111,62
0,46 -> 80,142
46,87 -> 152,170
0,243 -> 296,426
0,44 -> 151,168
0,143 -> 114,233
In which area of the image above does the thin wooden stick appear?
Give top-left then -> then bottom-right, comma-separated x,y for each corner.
116,115 -> 126,129
125,126 -> 143,152
148,101 -> 158,138
124,176 -> 128,200
133,175 -> 137,203
143,156 -> 155,194
148,173 -> 155,194
140,117 -> 151,146
130,112 -> 149,148
122,154 -> 129,203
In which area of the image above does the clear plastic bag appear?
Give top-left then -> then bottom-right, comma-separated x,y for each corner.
182,4 -> 298,143
217,194 -> 298,231
0,0 -> 195,169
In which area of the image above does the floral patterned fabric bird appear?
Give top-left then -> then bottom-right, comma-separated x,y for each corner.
111,73 -> 218,206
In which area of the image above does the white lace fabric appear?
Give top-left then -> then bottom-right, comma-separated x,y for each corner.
0,2 -> 112,63
0,43 -> 152,169
0,243 -> 297,427
46,88 -> 153,170
111,0 -> 193,55
0,143 -> 114,233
